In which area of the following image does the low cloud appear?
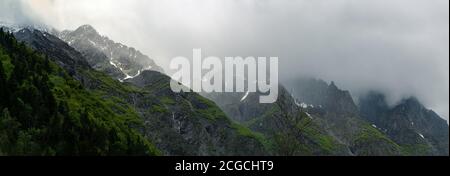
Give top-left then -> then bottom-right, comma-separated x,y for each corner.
1,0 -> 448,120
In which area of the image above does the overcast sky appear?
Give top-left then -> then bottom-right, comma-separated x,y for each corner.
1,0 -> 449,121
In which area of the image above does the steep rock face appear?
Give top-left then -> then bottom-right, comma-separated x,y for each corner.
12,28 -> 267,156
53,25 -> 163,80
13,28 -> 90,81
359,92 -> 449,156
205,91 -> 269,123
126,71 -> 268,155
324,82 -> 359,115
285,78 -> 358,115
84,70 -> 269,156
204,86 -> 351,156
284,78 -> 403,156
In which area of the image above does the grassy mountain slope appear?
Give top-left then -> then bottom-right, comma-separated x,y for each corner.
0,29 -> 160,156
11,28 -> 268,156
125,70 -> 269,155
205,86 -> 351,155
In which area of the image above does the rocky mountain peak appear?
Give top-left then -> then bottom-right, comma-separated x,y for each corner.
53,24 -> 164,81
359,92 -> 431,123
329,81 -> 338,90
12,27 -> 91,80
73,24 -> 99,36
359,91 -> 449,155
284,78 -> 358,115
399,97 -> 423,110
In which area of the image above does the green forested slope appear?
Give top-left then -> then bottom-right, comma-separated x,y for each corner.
0,29 -> 160,156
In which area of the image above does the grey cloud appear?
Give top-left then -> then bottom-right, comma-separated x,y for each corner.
2,0 -> 448,121
0,0 -> 42,25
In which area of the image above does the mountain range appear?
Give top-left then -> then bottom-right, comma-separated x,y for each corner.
0,23 -> 448,156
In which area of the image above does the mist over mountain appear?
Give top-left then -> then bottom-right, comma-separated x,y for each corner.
1,20 -> 448,156
2,0 -> 446,121
0,0 -> 448,156
0,0 -> 31,25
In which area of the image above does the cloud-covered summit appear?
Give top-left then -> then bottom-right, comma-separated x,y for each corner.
1,0 -> 448,121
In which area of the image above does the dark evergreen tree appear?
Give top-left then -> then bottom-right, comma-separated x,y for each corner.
0,61 -> 7,109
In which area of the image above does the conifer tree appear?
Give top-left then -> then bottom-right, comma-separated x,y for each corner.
0,60 -> 7,109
